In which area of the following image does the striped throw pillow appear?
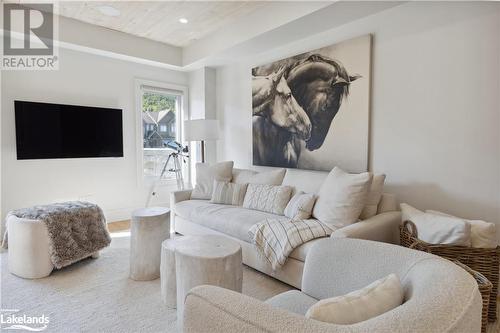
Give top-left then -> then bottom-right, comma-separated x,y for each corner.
210,181 -> 248,206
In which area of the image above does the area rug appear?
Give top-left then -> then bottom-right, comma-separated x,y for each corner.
0,232 -> 292,332
2,232 -> 499,332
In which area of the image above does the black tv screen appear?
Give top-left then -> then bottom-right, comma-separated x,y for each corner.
15,100 -> 123,160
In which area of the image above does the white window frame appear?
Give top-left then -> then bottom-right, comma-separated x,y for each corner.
135,78 -> 189,188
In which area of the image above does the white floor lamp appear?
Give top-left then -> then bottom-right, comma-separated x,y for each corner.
184,119 -> 219,163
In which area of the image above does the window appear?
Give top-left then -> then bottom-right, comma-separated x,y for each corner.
137,82 -> 185,181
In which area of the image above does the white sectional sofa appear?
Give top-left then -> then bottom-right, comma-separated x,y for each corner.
170,168 -> 401,288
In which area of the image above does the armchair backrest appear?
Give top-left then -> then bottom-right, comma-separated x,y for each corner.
301,239 -> 482,333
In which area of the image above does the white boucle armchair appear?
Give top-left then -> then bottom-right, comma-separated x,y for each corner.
183,239 -> 482,333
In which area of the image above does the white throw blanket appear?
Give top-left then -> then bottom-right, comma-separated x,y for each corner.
249,218 -> 333,270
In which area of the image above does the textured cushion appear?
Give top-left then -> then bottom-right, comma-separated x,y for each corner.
174,200 -> 288,242
401,204 -> 471,246
284,192 -> 317,220
210,181 -> 248,206
359,174 -> 386,220
243,184 -> 293,215
305,273 -> 403,325
232,168 -> 286,185
191,161 -> 234,200
265,290 -> 318,315
312,167 -> 373,228
427,210 -> 497,248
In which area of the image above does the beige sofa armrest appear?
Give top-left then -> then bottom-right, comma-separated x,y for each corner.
170,189 -> 192,205
169,189 -> 192,230
183,285 -> 340,333
330,211 -> 401,244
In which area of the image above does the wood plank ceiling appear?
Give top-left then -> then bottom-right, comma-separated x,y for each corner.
57,1 -> 267,47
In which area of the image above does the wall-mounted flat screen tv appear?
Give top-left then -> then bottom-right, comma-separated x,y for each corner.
15,100 -> 123,160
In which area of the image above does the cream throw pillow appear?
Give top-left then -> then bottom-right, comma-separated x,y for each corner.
306,274 -> 403,325
312,167 -> 373,228
210,181 -> 248,206
400,203 -> 471,246
359,174 -> 386,220
232,168 -> 286,185
243,184 -> 292,215
426,210 -> 497,248
284,191 -> 316,220
191,161 -> 234,200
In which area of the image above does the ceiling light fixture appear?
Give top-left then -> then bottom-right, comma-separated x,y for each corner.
179,18 -> 188,24
97,5 -> 121,17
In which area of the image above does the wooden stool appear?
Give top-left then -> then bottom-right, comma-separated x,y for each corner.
174,235 -> 242,321
129,207 -> 170,281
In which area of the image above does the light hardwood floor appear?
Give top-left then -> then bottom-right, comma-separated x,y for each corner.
108,220 -> 130,233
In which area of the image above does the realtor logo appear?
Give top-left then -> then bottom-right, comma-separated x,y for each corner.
2,3 -> 59,70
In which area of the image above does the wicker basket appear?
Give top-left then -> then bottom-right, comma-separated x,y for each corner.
453,261 -> 492,333
400,220 -> 499,322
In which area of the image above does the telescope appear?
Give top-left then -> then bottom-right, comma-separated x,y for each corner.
146,140 -> 189,207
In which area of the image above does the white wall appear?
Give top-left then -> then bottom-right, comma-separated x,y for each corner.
187,67 -> 217,164
216,2 -> 500,239
1,47 -> 188,226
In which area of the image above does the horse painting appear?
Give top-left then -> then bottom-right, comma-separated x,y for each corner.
252,67 -> 312,167
252,35 -> 371,171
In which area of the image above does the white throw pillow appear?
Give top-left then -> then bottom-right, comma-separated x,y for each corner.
400,203 -> 471,246
210,181 -> 248,206
191,161 -> 234,200
306,273 -> 403,325
284,191 -> 317,220
359,174 -> 386,220
426,210 -> 497,248
312,167 -> 373,228
233,168 -> 286,185
243,184 -> 292,215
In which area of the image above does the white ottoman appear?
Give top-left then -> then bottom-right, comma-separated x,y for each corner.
175,235 -> 242,320
129,207 -> 170,281
7,216 -> 53,279
6,216 -> 100,279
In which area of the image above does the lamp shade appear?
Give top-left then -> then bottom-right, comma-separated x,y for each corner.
184,119 -> 219,141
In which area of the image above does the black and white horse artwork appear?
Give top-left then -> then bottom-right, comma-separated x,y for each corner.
252,53 -> 360,169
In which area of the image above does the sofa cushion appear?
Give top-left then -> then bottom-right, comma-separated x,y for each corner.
289,237 -> 326,262
284,191 -> 316,220
175,200 -> 288,242
210,181 -> 248,206
305,273 -> 403,325
359,174 -> 386,220
243,184 -> 293,215
265,290 -> 318,315
281,168 -> 328,194
232,168 -> 286,185
191,161 -> 234,200
312,167 -> 373,229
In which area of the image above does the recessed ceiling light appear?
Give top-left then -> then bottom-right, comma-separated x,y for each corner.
97,5 -> 120,17
179,18 -> 188,24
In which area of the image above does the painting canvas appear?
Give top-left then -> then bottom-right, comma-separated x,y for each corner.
252,34 -> 371,172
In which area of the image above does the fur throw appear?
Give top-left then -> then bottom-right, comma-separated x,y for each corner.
2,201 -> 111,269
